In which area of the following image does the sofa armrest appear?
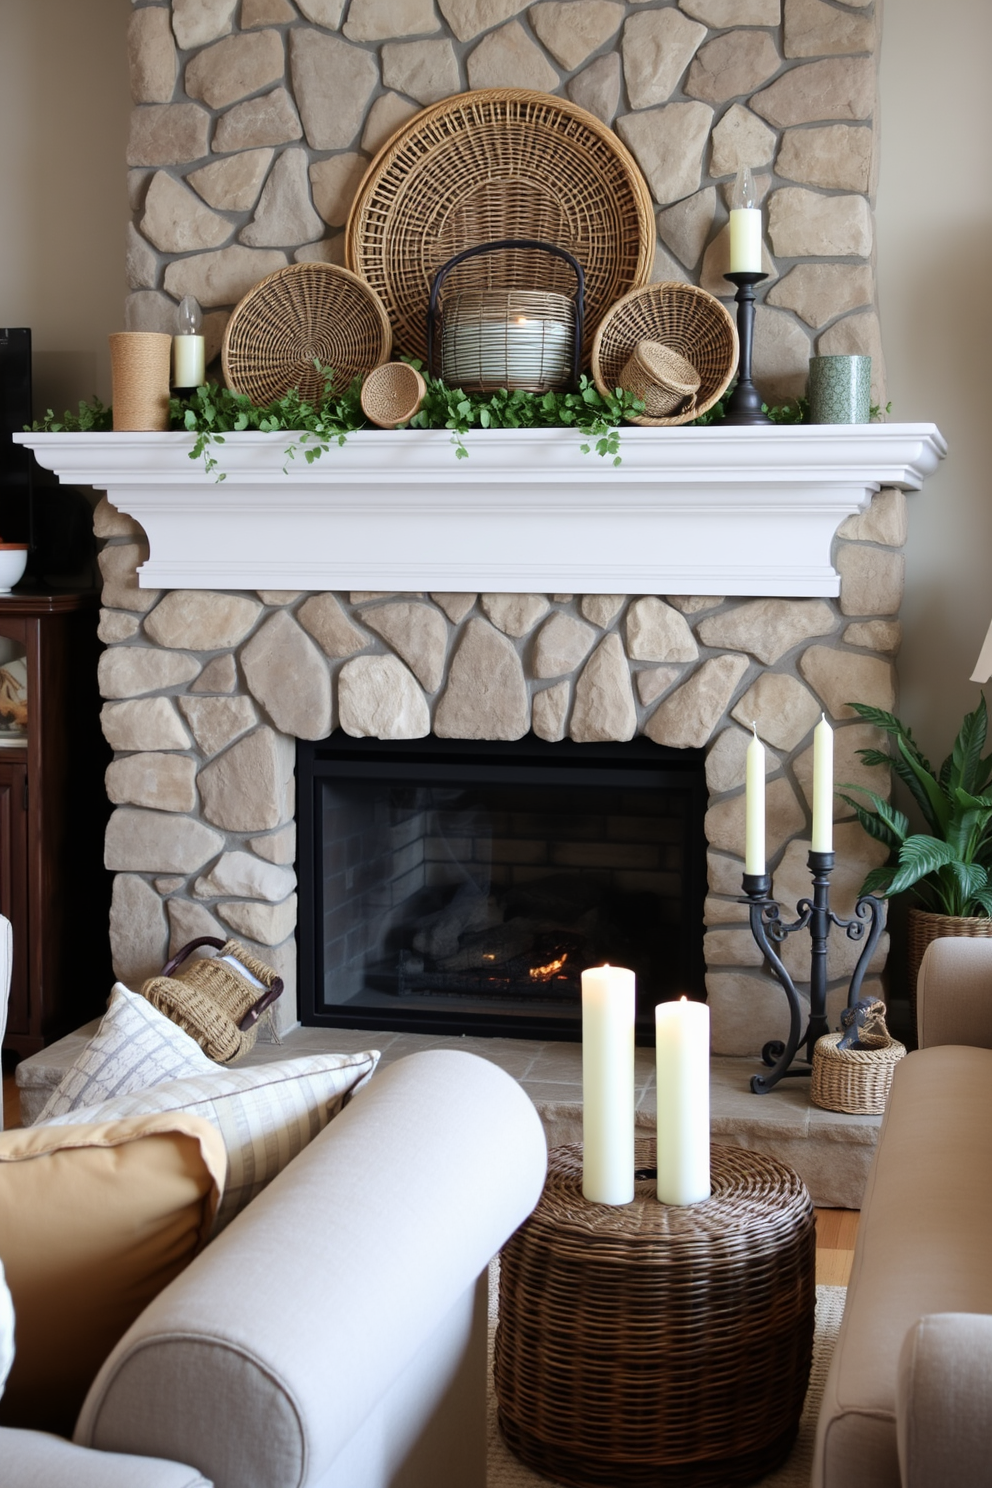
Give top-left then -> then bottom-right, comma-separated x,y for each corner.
74,1049 -> 547,1488
1,1427 -> 212,1487
897,1313 -> 992,1488
917,938 -> 992,1049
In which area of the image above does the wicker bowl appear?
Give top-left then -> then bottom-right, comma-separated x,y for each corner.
592,282 -> 739,426
360,361 -> 426,428
222,262 -> 392,405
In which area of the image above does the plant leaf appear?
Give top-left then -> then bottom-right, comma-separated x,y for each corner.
885,835 -> 959,897
949,694 -> 989,793
835,788 -> 907,848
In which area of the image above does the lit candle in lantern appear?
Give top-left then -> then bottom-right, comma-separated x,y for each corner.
581,964 -> 635,1206
172,294 -> 205,390
655,997 -> 711,1206
729,164 -> 763,274
811,713 -> 834,853
443,316 -> 572,389
745,723 -> 766,876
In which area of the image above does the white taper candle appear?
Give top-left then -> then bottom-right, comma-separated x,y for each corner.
745,723 -> 766,875
811,713 -> 834,852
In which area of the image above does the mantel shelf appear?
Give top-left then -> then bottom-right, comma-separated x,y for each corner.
16,424 -> 946,596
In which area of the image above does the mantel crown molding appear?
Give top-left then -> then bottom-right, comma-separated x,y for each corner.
16,424 -> 946,597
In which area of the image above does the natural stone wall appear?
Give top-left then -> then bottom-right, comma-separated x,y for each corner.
95,488 -> 905,1050
125,0 -> 884,404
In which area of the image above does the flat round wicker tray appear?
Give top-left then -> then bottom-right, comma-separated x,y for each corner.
345,89 -> 655,367
592,282 -> 739,426
222,262 -> 392,404
495,1140 -> 816,1488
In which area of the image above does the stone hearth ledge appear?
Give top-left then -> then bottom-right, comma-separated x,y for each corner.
16,1025 -> 877,1209
16,424 -> 946,597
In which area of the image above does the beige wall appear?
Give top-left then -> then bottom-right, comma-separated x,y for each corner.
876,0 -> 992,758
0,0 -> 988,762
0,0 -> 130,417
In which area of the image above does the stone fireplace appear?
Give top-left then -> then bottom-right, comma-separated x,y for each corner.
14,420 -> 946,1059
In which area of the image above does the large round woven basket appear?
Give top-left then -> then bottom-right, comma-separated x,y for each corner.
346,89 -> 655,366
810,1029 -> 906,1115
222,262 -> 392,404
591,282 -> 739,426
907,906 -> 992,1043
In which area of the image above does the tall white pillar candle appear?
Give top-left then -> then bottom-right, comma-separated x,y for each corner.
655,997 -> 711,1206
581,964 -> 635,1205
745,724 -> 766,875
811,713 -> 834,852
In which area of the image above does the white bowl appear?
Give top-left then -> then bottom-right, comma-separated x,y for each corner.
0,547 -> 28,594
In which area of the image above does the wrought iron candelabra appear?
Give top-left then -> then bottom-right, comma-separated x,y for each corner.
719,271 -> 773,426
741,851 -> 886,1094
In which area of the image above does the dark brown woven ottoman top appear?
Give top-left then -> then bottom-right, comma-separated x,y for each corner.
495,1140 -> 816,1488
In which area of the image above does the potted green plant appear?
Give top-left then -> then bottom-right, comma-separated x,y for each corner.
839,694 -> 992,1020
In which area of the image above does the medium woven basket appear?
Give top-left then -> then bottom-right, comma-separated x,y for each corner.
592,282 -> 739,426
140,937 -> 283,1064
810,1025 -> 906,1115
360,361 -> 426,427
496,1140 -> 815,1488
346,89 -> 655,366
222,262 -> 391,405
907,906 -> 992,1044
618,339 -> 702,418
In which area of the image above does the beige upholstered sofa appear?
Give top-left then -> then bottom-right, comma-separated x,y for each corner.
813,935 -> 992,1488
1,1046 -> 548,1488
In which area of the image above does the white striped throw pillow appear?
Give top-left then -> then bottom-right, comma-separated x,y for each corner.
37,1050 -> 379,1232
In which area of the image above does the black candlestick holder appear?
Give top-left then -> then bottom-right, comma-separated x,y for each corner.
718,271 -> 772,426
740,852 -> 886,1094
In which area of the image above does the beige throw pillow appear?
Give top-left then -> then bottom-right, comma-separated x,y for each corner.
38,1050 -> 380,1232
0,1114 -> 226,1436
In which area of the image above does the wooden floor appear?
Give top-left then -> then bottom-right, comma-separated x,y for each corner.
1,1067 -> 860,1279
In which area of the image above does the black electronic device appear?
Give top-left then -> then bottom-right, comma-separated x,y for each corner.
0,327 -> 33,547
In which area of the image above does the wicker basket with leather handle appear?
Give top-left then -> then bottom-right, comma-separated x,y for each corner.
810,1009 -> 906,1115
140,937 -> 283,1064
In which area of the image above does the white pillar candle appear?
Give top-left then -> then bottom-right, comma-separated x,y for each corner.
811,712 -> 834,852
655,997 -> 711,1206
581,964 -> 635,1206
729,164 -> 763,273
745,723 -> 766,875
444,318 -> 572,387
172,335 -> 205,389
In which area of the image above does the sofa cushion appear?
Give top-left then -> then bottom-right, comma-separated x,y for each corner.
37,1050 -> 380,1233
36,983 -> 215,1122
813,1044 -> 992,1488
0,1114 -> 225,1437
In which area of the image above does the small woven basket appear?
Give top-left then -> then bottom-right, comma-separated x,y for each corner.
618,339 -> 701,418
109,332 -> 172,432
360,361 -> 426,427
140,936 -> 283,1064
907,906 -> 992,1044
810,1021 -> 906,1115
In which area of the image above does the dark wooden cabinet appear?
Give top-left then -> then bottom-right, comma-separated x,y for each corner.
0,591 -> 112,1056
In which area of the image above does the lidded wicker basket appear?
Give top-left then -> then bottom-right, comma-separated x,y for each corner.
592,282 -> 738,426
222,262 -> 391,405
810,1022 -> 906,1115
618,340 -> 702,418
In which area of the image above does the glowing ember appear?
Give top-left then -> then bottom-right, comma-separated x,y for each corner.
529,953 -> 568,982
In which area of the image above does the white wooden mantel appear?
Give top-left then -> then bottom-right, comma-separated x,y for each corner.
16,424 -> 946,596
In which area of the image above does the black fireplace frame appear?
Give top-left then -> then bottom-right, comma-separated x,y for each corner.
297,731 -> 708,1042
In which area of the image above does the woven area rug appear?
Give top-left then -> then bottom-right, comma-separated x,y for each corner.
486,1264 -> 846,1488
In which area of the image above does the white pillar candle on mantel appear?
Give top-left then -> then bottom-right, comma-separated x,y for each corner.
655,997 -> 711,1206
172,294 -> 205,390
581,964 -> 635,1206
444,317 -> 572,388
745,723 -> 766,875
729,164 -> 763,274
811,712 -> 834,852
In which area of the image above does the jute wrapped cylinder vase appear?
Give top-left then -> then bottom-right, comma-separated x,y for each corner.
108,332 -> 172,432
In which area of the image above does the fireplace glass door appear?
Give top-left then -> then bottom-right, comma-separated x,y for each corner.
297,734 -> 707,1040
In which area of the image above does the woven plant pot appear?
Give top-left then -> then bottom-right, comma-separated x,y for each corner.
810,1029 -> 906,1115
907,906 -> 992,1041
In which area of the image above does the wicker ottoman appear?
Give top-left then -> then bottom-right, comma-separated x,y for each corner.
495,1141 -> 816,1488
